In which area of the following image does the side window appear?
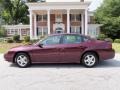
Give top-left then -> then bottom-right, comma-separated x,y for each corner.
63,35 -> 82,44
83,36 -> 89,42
41,35 -> 61,45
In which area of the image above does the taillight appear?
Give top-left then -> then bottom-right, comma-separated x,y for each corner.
105,42 -> 112,49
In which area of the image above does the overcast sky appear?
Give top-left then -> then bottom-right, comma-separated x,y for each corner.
47,0 -> 103,11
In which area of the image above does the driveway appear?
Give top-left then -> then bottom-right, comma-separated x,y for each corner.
0,53 -> 120,90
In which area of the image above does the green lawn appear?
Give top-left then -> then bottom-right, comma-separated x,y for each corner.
0,43 -> 24,53
0,42 -> 120,54
112,43 -> 120,53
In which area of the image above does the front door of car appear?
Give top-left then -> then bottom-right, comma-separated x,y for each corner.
32,35 -> 62,63
59,35 -> 86,63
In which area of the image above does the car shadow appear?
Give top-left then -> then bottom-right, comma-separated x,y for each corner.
9,59 -> 120,68
97,59 -> 120,68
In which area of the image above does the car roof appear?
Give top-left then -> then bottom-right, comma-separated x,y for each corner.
49,33 -> 91,38
49,33 -> 83,36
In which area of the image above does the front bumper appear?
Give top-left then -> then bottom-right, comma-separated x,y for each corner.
4,52 -> 15,62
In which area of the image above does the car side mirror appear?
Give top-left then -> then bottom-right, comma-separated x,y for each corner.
38,43 -> 43,48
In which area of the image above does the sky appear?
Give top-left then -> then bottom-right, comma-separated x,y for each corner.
47,0 -> 103,11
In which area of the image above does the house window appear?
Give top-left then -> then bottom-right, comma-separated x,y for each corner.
37,26 -> 48,36
43,27 -> 48,35
7,29 -> 11,35
37,27 -> 42,36
37,14 -> 47,22
88,27 -> 97,37
70,14 -> 81,22
22,29 -> 27,35
55,14 -> 62,23
43,15 -> 47,21
71,26 -> 81,34
7,29 -> 18,35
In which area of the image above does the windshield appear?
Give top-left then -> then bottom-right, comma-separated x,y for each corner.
33,36 -> 48,45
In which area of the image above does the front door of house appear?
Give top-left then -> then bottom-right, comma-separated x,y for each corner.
53,14 -> 65,34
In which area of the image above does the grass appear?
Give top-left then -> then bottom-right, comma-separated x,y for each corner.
112,43 -> 120,53
0,42 -> 24,53
0,42 -> 120,54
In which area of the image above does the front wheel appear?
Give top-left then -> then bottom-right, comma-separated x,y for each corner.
15,53 -> 31,68
82,52 -> 98,68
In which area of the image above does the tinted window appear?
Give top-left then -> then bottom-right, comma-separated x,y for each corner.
41,35 -> 61,45
63,35 -> 82,44
83,36 -> 90,42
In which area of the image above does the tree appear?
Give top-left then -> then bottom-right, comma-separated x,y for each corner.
27,0 -> 46,2
95,0 -> 120,40
27,0 -> 38,2
1,0 -> 29,25
0,26 -> 6,37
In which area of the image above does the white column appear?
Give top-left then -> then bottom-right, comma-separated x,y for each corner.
85,9 -> 88,35
34,13 -> 37,39
67,9 -> 70,33
47,10 -> 50,34
30,10 -> 33,40
19,29 -> 22,40
81,14 -> 84,34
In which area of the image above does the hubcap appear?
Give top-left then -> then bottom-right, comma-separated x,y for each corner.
84,55 -> 96,66
16,55 -> 28,67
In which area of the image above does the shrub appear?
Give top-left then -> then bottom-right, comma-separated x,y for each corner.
24,36 -> 30,42
7,39 -> 13,43
104,38 -> 113,43
13,35 -> 20,42
97,34 -> 107,40
30,40 -> 39,44
114,39 -> 120,43
39,35 -> 46,40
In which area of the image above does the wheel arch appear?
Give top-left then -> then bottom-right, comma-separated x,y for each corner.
13,51 -> 31,63
80,51 -> 99,63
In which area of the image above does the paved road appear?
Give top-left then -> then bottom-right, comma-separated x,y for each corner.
0,54 -> 120,90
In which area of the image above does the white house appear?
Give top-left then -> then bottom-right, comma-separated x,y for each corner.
3,0 -> 102,40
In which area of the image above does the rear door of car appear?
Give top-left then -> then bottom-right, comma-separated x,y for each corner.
58,34 -> 87,63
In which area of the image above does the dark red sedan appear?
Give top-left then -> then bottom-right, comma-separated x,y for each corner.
4,34 -> 115,68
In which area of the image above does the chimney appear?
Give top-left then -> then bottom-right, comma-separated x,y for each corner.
81,0 -> 84,2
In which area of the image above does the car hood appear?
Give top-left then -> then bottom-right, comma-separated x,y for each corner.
9,44 -> 37,51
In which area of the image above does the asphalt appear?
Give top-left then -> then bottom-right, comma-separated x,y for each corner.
0,53 -> 120,90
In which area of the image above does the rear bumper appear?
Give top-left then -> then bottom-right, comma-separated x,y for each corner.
100,49 -> 115,60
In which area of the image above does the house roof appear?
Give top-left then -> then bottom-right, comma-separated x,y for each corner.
2,25 -> 30,29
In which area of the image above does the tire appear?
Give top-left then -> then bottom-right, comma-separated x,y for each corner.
82,52 -> 98,68
15,53 -> 31,68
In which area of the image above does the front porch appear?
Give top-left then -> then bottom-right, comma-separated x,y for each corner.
27,2 -> 91,39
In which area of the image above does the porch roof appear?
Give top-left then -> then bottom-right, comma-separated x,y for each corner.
3,25 -> 30,29
26,2 -> 91,10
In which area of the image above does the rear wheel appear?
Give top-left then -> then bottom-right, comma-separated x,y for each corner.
82,52 -> 98,68
15,53 -> 31,68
